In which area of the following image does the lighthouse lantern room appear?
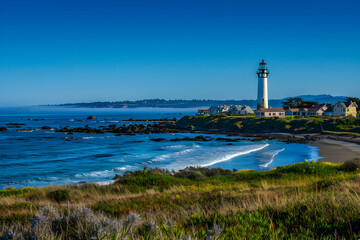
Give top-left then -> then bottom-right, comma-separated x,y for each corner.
257,59 -> 269,109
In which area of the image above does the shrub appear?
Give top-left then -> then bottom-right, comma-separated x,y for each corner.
342,158 -> 360,172
189,171 -> 204,180
47,189 -> 70,203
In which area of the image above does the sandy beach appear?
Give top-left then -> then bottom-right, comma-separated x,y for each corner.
311,139 -> 360,163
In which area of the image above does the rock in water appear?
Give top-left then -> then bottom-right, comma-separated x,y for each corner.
87,115 -> 96,120
0,127 -> 8,131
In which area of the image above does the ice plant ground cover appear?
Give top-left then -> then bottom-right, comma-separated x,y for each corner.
1,160 -> 360,239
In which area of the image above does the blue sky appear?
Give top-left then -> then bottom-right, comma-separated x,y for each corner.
0,0 -> 359,105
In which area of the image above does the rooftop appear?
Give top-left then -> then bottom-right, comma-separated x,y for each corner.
255,108 -> 285,113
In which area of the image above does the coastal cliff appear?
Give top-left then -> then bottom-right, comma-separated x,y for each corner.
176,115 -> 360,134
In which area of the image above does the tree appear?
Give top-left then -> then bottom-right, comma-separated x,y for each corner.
300,101 -> 319,108
282,97 -> 319,110
346,97 -> 360,107
282,97 -> 300,109
282,97 -> 304,109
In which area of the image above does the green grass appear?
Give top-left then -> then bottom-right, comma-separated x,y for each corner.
1,161 -> 360,239
176,115 -> 360,134
0,187 -> 34,198
323,130 -> 360,137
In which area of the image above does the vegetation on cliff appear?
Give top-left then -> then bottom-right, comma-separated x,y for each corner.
176,115 -> 360,134
1,160 -> 360,239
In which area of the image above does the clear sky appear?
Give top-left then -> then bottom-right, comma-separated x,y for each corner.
0,0 -> 359,105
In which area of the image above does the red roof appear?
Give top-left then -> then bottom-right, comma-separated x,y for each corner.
259,59 -> 267,65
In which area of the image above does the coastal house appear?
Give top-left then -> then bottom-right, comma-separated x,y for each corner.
324,106 -> 334,116
298,108 -> 308,116
197,109 -> 210,116
228,105 -> 254,115
228,105 -> 243,114
240,105 -> 254,115
208,105 -> 229,115
333,101 -> 358,117
255,108 -> 286,118
306,104 -> 328,116
285,108 -> 301,116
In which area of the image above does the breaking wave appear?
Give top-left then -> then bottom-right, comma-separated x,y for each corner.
75,167 -> 126,178
201,144 -> 270,167
152,145 -> 200,162
162,143 -> 270,170
259,148 -> 285,168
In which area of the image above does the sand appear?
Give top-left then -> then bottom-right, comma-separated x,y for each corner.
311,139 -> 360,163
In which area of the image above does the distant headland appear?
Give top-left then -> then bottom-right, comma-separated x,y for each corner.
51,94 -> 346,109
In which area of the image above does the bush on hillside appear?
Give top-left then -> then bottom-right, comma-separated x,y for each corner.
342,158 -> 360,172
47,189 -> 70,203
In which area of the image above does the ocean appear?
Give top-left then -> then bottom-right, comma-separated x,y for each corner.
0,106 -> 320,188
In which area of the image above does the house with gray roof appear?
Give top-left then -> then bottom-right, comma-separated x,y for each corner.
208,105 -> 229,115
240,106 -> 254,115
306,104 -> 328,116
228,105 -> 243,114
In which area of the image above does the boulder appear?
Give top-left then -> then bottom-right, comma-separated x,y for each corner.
7,123 -> 25,126
87,115 -> 96,120
0,127 -> 7,131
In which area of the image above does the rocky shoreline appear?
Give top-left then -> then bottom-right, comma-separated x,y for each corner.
1,116 -> 359,146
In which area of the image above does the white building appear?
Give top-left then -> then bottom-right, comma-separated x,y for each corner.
255,108 -> 286,118
257,60 -> 269,109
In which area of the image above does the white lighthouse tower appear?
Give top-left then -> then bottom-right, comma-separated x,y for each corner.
257,59 -> 269,109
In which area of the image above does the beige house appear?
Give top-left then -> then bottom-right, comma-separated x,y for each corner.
333,102 -> 358,117
255,108 -> 286,118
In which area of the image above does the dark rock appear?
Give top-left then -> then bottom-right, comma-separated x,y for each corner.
87,115 -> 96,120
7,123 -> 25,126
0,127 -> 7,131
40,126 -> 51,130
150,138 -> 167,142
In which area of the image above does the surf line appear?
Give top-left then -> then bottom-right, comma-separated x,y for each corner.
260,148 -> 285,168
200,144 -> 270,167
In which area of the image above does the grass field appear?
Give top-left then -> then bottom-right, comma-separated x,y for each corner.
1,160 -> 360,239
176,115 -> 360,134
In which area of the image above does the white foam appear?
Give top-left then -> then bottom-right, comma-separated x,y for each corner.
259,148 -> 285,168
153,145 -> 200,162
75,167 -> 126,177
161,143 -> 270,171
95,180 -> 115,185
161,145 -> 187,150
307,146 -> 322,161
201,144 -> 270,167
80,137 -> 96,139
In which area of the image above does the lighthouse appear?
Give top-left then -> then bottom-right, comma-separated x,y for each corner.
257,59 -> 269,109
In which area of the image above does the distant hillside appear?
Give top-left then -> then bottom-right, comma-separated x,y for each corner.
53,95 -> 347,109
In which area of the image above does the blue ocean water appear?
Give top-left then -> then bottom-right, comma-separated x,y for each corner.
0,106 -> 320,188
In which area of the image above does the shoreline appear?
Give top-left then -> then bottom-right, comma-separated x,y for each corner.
310,139 -> 360,163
